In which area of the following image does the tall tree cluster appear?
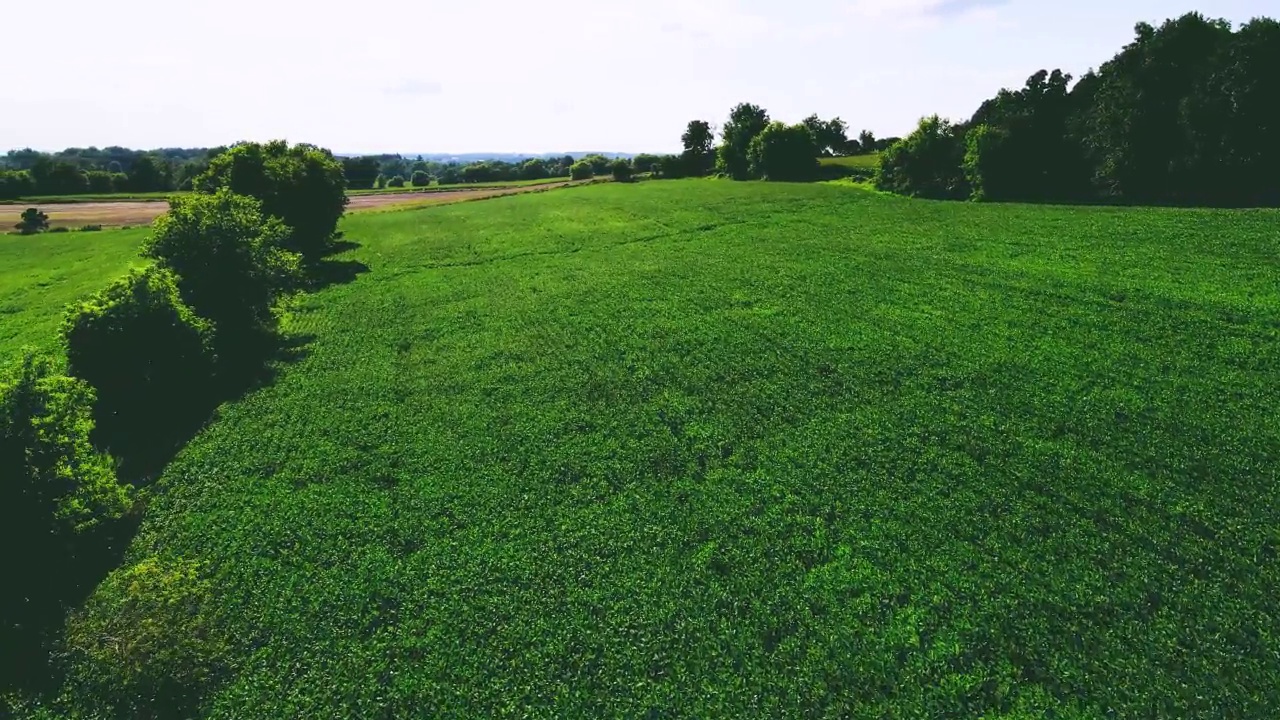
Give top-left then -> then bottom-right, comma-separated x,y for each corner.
879,12 -> 1280,206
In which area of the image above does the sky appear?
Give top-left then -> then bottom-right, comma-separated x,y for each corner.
4,1 -> 1274,155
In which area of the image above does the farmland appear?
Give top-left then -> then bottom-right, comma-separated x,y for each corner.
21,180 -> 1279,717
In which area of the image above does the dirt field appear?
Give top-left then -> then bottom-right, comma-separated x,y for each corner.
8,180 -> 591,230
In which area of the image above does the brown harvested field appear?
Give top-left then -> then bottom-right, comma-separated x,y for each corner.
10,180 -> 593,230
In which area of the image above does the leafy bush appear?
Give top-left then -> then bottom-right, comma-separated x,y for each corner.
78,224 -> 103,232
63,557 -> 228,718
374,174 -> 386,189
411,170 -> 433,187
85,171 -> 116,194
144,189 -> 302,363
63,267 -> 216,459
387,175 -> 406,188
1,353 -> 130,655
0,170 -> 35,200
195,141 -> 348,260
875,115 -> 970,200
570,162 -> 594,180
748,122 -> 820,181
49,226 -> 69,233
15,208 -> 49,234
610,159 -> 633,182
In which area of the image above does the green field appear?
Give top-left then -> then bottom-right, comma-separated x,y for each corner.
0,228 -> 149,354
15,181 -> 1280,716
820,153 -> 880,169
0,192 -> 178,205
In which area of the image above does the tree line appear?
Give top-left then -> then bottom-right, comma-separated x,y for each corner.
0,147 -> 225,198
340,154 -> 627,189
2,141 -> 350,713
877,12 -> 1280,206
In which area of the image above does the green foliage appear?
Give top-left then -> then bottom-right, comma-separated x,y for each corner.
519,159 -> 550,181
126,155 -> 170,193
0,170 -> 36,199
63,557 -> 228,718
387,175 -> 406,188
747,122 -> 820,181
610,159 -> 632,182
1,353 -> 130,662
341,156 -> 382,190
62,267 -> 216,461
410,170 -> 433,187
681,120 -> 716,176
195,140 -> 348,259
144,189 -> 301,362
84,171 -> 116,194
875,115 -> 970,199
801,115 -> 851,156
569,161 -> 594,180
23,181 -> 1277,716
717,103 -> 770,179
16,207 -> 49,234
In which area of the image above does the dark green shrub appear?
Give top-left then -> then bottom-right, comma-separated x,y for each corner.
387,175 -> 406,188
15,207 -> 49,234
49,226 -> 69,233
875,115 -> 970,200
411,170 -> 433,187
748,122 -> 820,181
79,224 -> 104,232
610,159 -> 633,182
0,353 -> 130,657
144,189 -> 302,364
63,267 -> 216,459
195,141 -> 348,260
570,162 -> 594,180
64,557 -> 228,718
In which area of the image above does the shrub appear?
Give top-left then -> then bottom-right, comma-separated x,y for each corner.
49,226 -> 69,233
195,141 -> 348,260
144,189 -> 302,363
63,267 -> 216,459
85,171 -> 116,194
610,159 -> 633,182
79,224 -> 104,232
0,353 -> 130,655
875,115 -> 970,200
64,557 -> 228,718
411,170 -> 433,187
15,207 -> 49,234
387,175 -> 406,188
748,122 -> 820,181
374,174 -> 386,189
570,162 -> 594,180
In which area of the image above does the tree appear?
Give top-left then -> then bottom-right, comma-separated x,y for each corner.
387,175 -> 406,188
127,155 -> 170,193
631,154 -> 662,175
610,159 -> 633,182
411,170 -> 433,187
748,122 -> 820,181
875,115 -> 970,200
342,156 -> 382,190
569,162 -> 594,180
680,120 -> 716,176
195,141 -> 348,260
85,171 -> 116,194
143,189 -> 302,363
802,115 -> 851,157
717,103 -> 771,179
858,130 -> 877,154
15,207 -> 49,234
519,158 -> 550,180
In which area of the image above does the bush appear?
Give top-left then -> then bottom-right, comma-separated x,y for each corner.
63,267 -> 216,460
748,122 -> 820,181
610,159 -> 633,182
875,115 -> 970,200
194,141 -> 348,260
15,207 -> 49,234
1,353 -> 130,656
387,175 -> 406,188
570,162 -> 594,181
85,171 -> 116,194
79,224 -> 104,232
144,189 -> 302,363
64,557 -> 228,718
411,170 -> 433,187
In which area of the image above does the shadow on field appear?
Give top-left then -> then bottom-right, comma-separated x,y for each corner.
1,240 -> 369,710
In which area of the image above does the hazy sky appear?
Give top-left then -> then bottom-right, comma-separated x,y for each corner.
5,1 -> 1272,154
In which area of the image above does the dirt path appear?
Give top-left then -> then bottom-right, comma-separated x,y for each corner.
8,180 -> 592,229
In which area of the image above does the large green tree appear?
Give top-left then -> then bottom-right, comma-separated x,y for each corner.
680,120 -> 716,177
748,122 -> 820,181
717,103 -> 770,179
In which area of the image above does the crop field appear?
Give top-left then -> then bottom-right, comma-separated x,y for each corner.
0,228 -> 148,354
17,181 -> 1280,717
346,176 -> 571,196
820,153 -> 880,169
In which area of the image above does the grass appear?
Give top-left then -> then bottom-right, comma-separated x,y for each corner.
12,181 -> 1280,717
347,177 -> 572,196
820,153 -> 880,169
0,228 -> 149,355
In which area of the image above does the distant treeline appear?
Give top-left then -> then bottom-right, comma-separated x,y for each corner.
0,147 -> 225,198
877,12 -> 1280,206
339,154 -> 617,189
